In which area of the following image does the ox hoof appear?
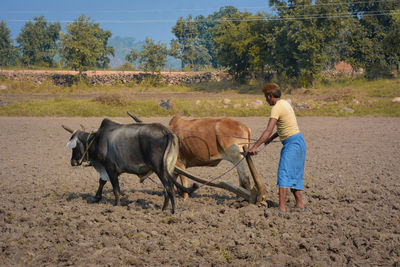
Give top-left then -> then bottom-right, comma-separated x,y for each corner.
189,183 -> 199,195
94,196 -> 102,203
162,204 -> 168,211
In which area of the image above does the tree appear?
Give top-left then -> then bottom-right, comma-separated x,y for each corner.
188,45 -> 211,71
126,37 -> 168,73
268,0 -> 349,86
383,10 -> 400,73
96,30 -> 115,69
344,0 -> 400,78
125,48 -> 139,64
195,6 -> 240,69
171,15 -> 198,70
60,15 -> 114,74
16,16 -> 60,67
213,11 -> 260,81
0,21 -> 19,66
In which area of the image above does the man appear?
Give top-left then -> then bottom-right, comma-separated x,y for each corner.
247,83 -> 306,213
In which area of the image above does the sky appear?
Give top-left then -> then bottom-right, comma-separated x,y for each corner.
1,0 -> 272,43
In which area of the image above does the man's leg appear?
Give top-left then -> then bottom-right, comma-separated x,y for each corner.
278,187 -> 288,212
291,189 -> 305,209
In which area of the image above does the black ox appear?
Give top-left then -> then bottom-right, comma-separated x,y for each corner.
62,118 -> 197,213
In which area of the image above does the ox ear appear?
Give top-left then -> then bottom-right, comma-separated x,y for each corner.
66,137 -> 78,149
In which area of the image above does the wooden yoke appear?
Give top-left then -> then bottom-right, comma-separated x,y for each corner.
245,154 -> 266,204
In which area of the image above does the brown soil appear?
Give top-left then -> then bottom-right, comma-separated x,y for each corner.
0,116 -> 399,266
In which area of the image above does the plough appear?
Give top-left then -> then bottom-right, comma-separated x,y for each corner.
173,154 -> 266,204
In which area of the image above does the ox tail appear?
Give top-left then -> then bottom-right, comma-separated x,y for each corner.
164,132 -> 179,176
163,133 -> 199,194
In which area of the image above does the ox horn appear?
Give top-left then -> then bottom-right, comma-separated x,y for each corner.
80,124 -> 86,131
127,111 -> 143,123
61,124 -> 74,133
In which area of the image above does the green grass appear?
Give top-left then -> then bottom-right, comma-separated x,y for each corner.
0,97 -> 270,117
316,77 -> 400,98
1,75 -> 400,117
0,75 -> 193,95
295,99 -> 400,117
293,77 -> 400,117
3,96 -> 398,117
189,79 -> 264,94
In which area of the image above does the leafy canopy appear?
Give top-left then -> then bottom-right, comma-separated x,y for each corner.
126,37 -> 168,73
0,21 -> 19,66
195,6 -> 240,69
60,15 -> 114,73
171,15 -> 199,70
16,16 -> 60,67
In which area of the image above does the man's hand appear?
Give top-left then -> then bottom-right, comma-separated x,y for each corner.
246,146 -> 258,155
245,132 -> 277,156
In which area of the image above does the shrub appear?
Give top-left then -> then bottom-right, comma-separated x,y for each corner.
117,63 -> 136,71
92,93 -> 130,106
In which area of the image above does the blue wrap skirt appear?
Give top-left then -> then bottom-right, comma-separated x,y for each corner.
277,132 -> 306,190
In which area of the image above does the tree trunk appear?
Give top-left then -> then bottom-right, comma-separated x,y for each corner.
181,59 -> 185,71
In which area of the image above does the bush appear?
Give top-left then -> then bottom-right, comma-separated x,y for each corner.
92,93 -> 130,106
117,63 -> 136,71
140,74 -> 162,88
365,63 -> 394,80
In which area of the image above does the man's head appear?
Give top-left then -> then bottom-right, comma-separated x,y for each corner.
262,83 -> 281,106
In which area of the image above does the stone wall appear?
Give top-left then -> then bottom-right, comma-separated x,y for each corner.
0,70 -> 228,86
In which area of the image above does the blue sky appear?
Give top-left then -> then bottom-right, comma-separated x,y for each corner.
2,0 -> 271,43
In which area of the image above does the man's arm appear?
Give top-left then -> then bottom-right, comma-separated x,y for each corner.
247,118 -> 277,154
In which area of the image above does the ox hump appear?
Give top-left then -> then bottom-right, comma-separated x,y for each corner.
99,118 -> 121,130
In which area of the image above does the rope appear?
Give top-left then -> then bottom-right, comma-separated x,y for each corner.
196,157 -> 247,189
168,127 -> 259,141
179,142 -> 269,189
79,132 -> 95,165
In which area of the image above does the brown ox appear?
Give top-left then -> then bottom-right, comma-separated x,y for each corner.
168,115 -> 252,198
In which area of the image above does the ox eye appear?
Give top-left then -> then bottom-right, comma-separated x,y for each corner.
66,137 -> 77,149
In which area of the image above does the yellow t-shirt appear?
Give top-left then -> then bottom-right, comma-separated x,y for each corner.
270,99 -> 300,141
